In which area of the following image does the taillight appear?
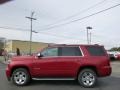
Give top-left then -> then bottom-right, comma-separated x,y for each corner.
106,57 -> 110,66
107,60 -> 110,66
102,57 -> 111,66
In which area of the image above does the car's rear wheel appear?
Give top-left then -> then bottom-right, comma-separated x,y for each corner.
78,69 -> 97,88
11,68 -> 30,86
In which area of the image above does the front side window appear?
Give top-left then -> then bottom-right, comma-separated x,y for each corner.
41,48 -> 58,57
59,47 -> 82,56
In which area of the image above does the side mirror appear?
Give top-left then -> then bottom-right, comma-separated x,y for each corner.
37,53 -> 43,58
37,53 -> 41,57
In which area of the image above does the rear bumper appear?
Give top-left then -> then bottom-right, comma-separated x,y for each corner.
98,66 -> 112,77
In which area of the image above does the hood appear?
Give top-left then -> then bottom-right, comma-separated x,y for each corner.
12,55 -> 35,61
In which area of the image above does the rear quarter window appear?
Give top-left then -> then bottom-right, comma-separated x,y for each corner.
86,46 -> 106,56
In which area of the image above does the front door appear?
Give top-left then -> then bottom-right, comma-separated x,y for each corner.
32,47 -> 59,77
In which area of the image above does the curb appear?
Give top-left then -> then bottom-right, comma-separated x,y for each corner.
0,56 -> 10,65
0,60 -> 8,65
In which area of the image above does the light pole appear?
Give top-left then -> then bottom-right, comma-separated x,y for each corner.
89,32 -> 92,44
26,12 -> 37,55
86,26 -> 92,44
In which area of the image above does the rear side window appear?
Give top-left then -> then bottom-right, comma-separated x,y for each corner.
59,47 -> 82,56
86,46 -> 106,56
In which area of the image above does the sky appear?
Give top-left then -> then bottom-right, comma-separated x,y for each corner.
0,0 -> 120,49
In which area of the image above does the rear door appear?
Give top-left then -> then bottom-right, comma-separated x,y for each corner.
56,46 -> 83,78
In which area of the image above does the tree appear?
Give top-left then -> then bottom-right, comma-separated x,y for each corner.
0,42 -> 4,49
109,47 -> 120,51
118,47 -> 120,51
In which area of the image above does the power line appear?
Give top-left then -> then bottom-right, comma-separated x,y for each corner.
1,1 -> 120,40
38,0 -> 107,28
1,2 -> 120,41
0,26 -> 29,31
0,26 -> 85,41
38,3 -> 120,31
38,31 -> 85,41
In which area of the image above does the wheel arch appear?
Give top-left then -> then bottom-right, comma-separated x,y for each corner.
11,65 -> 31,77
77,65 -> 98,78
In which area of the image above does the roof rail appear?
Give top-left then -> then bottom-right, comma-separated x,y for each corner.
48,44 -> 66,47
94,44 -> 99,46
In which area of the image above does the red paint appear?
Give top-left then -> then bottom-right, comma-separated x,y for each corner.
6,44 -> 111,80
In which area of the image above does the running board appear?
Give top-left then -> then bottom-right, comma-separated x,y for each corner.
32,78 -> 75,81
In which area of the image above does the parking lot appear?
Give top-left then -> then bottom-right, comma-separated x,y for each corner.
0,61 -> 119,90
0,0 -> 120,90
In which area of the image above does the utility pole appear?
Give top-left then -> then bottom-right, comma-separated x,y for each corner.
86,26 -> 92,44
26,12 -> 37,55
87,27 -> 89,44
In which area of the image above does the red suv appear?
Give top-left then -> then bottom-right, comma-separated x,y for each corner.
6,44 -> 111,88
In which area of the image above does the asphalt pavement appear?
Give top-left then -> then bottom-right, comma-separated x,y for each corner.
0,61 -> 120,90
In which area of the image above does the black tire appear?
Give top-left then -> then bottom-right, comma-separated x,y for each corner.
78,69 -> 97,88
11,68 -> 31,86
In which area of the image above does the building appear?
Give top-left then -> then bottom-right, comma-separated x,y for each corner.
5,40 -> 49,54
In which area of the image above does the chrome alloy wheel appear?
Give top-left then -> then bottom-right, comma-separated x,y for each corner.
81,72 -> 95,86
13,71 -> 27,85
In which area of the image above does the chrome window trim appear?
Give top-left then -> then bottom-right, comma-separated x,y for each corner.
39,46 -> 84,58
79,46 -> 84,57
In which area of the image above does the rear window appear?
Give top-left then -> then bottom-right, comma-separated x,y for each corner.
86,46 -> 106,56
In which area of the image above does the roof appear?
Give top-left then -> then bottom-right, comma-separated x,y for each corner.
48,44 -> 102,47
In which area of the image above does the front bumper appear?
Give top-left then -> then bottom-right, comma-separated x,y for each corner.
6,66 -> 11,81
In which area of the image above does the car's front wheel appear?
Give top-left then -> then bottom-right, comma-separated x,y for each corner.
78,69 -> 97,88
11,68 -> 31,86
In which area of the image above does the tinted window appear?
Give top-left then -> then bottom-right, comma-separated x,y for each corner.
59,47 -> 82,56
41,48 -> 58,56
86,46 -> 106,56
